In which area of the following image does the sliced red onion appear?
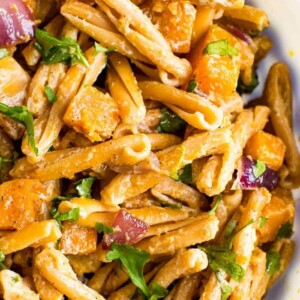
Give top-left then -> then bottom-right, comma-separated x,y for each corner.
0,0 -> 35,47
226,25 -> 253,45
102,209 -> 149,249
236,157 -> 279,191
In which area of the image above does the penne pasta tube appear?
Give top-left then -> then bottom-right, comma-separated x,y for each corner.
96,0 -> 192,86
151,249 -> 208,288
88,263 -> 115,293
61,1 -> 150,63
192,0 -> 244,9
102,266 -> 129,295
136,214 -> 219,255
35,248 -> 105,300
11,134 -> 151,181
173,273 -> 202,300
0,220 -> 61,255
146,133 -> 182,151
139,81 -> 223,130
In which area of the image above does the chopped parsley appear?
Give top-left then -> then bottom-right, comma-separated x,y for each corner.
178,163 -> 193,185
94,42 -> 115,55
203,39 -> 239,58
277,222 -> 293,238
50,207 -> 80,226
186,79 -> 198,93
75,177 -> 96,198
106,244 -> 168,299
44,86 -> 57,103
266,250 -> 280,275
253,160 -> 266,178
34,28 -> 88,67
237,71 -> 259,94
208,195 -> 222,216
0,103 -> 37,155
156,108 -> 187,134
259,216 -> 268,228
95,222 -> 115,235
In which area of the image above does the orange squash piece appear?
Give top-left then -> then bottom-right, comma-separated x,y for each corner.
258,188 -> 295,244
59,222 -> 97,255
142,0 -> 196,53
186,25 -> 240,96
63,86 -> 120,142
245,130 -> 286,171
0,179 -> 47,230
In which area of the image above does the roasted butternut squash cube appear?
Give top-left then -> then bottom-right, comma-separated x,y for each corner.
187,25 -> 240,96
0,56 -> 30,106
143,0 -> 196,53
59,222 -> 97,255
245,130 -> 286,171
258,188 -> 295,244
0,179 -> 47,230
63,86 -> 120,142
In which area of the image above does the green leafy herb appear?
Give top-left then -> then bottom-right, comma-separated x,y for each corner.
277,222 -> 293,238
203,39 -> 239,58
208,195 -> 222,216
199,245 -> 245,282
75,177 -> 96,198
253,160 -> 266,178
44,86 -> 57,103
34,28 -> 89,67
224,219 -> 238,240
259,216 -> 268,228
156,108 -> 187,134
0,103 -> 38,155
95,222 -> 115,234
94,42 -> 115,55
178,164 -> 193,185
12,276 -> 20,283
0,49 -> 8,59
106,244 -> 167,299
237,71 -> 259,94
186,79 -> 198,93
50,207 -> 80,226
215,271 -> 233,300
266,251 -> 280,275
0,250 -> 6,270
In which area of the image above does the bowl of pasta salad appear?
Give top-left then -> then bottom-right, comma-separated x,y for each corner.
0,0 -> 299,299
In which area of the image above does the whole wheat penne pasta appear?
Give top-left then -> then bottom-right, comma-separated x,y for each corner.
35,248 -> 105,300
88,263 -> 115,293
174,273 -> 202,300
151,249 -> 208,288
146,133 -> 182,151
0,270 -> 39,300
191,6 -> 215,49
61,1 -> 150,63
223,5 -> 270,31
139,81 -> 223,130
96,0 -> 192,86
113,124 -> 138,139
136,214 -> 219,255
102,266 -> 129,295
0,220 -> 61,255
12,134 -> 151,181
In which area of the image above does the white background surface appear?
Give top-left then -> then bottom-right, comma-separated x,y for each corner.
246,0 -> 300,299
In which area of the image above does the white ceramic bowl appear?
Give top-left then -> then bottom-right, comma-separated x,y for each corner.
246,0 -> 300,299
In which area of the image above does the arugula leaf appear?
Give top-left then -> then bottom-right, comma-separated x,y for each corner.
259,216 -> 268,228
94,42 -> 115,55
34,29 -> 89,67
75,177 -> 96,198
203,39 -> 239,58
44,86 -> 57,103
50,207 -> 80,226
0,49 -> 8,59
266,251 -> 280,275
0,250 -> 6,270
199,245 -> 245,282
0,103 -> 38,155
277,222 -> 293,238
237,71 -> 259,94
215,271 -> 233,300
106,244 -> 167,299
149,282 -> 168,300
208,195 -> 222,216
95,222 -> 115,234
106,243 -> 150,297
156,108 -> 187,134
186,79 -> 198,93
253,160 -> 266,178
178,164 -> 193,185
